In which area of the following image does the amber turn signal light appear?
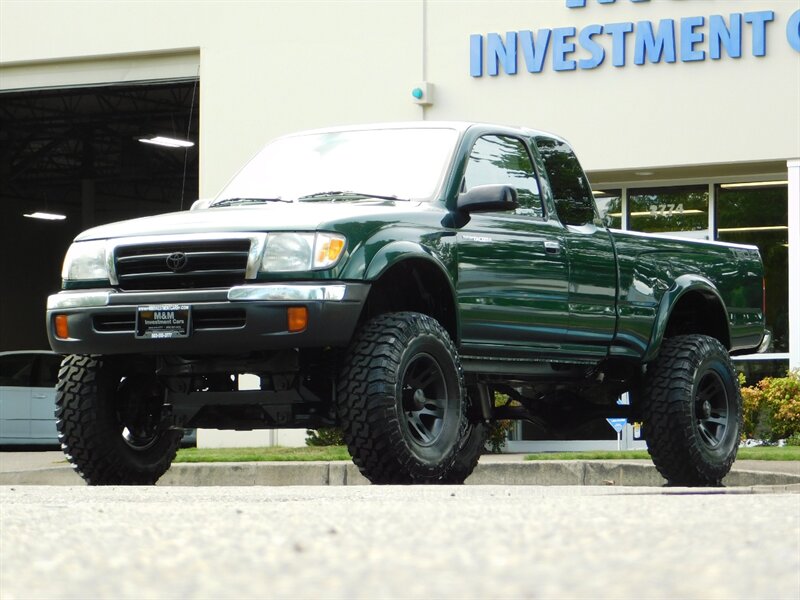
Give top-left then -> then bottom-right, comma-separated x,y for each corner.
54,314 -> 69,339
287,307 -> 308,332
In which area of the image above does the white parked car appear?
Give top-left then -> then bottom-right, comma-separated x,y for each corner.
0,350 -> 61,445
0,350 -> 197,447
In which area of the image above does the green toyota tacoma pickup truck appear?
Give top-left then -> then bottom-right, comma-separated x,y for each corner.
47,122 -> 765,486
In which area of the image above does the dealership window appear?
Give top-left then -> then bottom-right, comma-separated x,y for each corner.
592,188 -> 622,229
628,185 -> 710,238
716,183 -> 789,354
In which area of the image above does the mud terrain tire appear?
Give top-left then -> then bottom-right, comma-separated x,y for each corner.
337,312 -> 476,484
55,354 -> 181,485
642,335 -> 742,486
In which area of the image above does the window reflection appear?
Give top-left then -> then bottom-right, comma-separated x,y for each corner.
535,137 -> 594,226
628,186 -> 709,238
592,189 -> 622,229
716,184 -> 788,353
465,135 -> 543,217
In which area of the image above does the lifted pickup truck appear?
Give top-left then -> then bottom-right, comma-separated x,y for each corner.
47,122 -> 764,486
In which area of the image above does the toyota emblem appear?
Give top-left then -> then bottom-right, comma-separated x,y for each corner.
165,252 -> 188,272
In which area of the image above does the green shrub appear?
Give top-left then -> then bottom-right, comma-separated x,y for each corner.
305,427 -> 345,447
486,391 -> 516,453
740,370 -> 800,442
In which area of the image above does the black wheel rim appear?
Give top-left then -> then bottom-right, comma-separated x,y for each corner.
117,377 -> 163,451
401,353 -> 448,447
694,369 -> 730,449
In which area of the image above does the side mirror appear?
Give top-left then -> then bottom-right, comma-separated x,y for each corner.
457,184 -> 518,214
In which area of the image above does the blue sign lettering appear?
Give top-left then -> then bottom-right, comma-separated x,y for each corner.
578,24 -> 606,69
568,0 -> 649,8
744,11 -> 775,57
470,34 -> 483,77
553,27 -> 578,71
604,22 -> 633,67
634,19 -> 676,64
470,8 -> 786,77
487,32 -> 517,76
788,10 -> 800,52
709,14 -> 742,60
680,16 -> 706,61
520,29 -> 551,73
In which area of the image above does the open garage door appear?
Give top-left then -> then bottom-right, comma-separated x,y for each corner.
0,78 -> 199,351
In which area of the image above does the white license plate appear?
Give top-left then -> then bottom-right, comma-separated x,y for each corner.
135,305 -> 191,339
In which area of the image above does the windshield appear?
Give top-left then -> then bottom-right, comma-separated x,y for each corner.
214,127 -> 459,204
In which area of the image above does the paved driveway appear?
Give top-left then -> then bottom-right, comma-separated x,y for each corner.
1,485 -> 798,599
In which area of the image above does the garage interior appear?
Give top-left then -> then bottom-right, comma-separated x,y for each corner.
0,79 -> 199,351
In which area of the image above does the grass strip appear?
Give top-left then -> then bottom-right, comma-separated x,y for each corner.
175,445 -> 351,463
523,446 -> 800,462
174,444 -> 798,463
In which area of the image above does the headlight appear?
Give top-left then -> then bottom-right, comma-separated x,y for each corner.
260,232 -> 346,272
61,240 -> 110,281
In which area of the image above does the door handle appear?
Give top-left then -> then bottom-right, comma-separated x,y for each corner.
544,241 -> 561,254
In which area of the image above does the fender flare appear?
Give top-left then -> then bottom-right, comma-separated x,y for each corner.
644,274 -> 730,363
362,240 -> 461,340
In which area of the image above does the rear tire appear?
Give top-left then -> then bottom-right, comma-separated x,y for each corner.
55,354 -> 181,485
337,312 -> 475,484
641,335 -> 742,486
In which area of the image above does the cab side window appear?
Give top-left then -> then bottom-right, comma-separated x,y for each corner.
464,135 -> 543,218
535,136 -> 595,226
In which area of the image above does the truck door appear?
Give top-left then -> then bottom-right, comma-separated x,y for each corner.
457,134 -> 570,357
534,136 -> 617,356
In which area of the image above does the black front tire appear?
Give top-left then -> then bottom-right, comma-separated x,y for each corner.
337,312 -> 475,484
55,354 -> 181,485
641,335 -> 742,486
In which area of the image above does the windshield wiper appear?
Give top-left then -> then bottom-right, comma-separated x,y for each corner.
210,197 -> 291,208
298,191 -> 403,202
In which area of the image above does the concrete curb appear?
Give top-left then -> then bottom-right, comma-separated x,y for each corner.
2,460 -> 799,491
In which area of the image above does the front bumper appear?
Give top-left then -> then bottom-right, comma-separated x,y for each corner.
46,283 -> 369,355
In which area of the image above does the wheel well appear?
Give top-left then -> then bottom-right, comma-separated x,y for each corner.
663,290 -> 730,348
360,259 -> 458,342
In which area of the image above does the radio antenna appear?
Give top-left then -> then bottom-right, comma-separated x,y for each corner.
180,72 -> 199,210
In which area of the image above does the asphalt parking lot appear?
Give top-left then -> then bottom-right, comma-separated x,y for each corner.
2,484 -> 798,600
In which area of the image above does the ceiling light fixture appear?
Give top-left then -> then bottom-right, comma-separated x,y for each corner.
719,180 -> 788,189
607,210 -> 705,218
138,136 -> 195,148
717,225 -> 788,233
23,211 -> 67,221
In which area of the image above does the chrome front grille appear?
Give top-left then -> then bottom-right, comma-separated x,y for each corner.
114,239 -> 251,291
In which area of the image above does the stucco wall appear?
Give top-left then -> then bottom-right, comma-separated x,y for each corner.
1,0 -> 798,194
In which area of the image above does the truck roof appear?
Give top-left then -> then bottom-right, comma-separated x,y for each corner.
272,121 -> 568,145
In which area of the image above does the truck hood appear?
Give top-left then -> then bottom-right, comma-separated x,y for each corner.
74,200 -> 425,241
